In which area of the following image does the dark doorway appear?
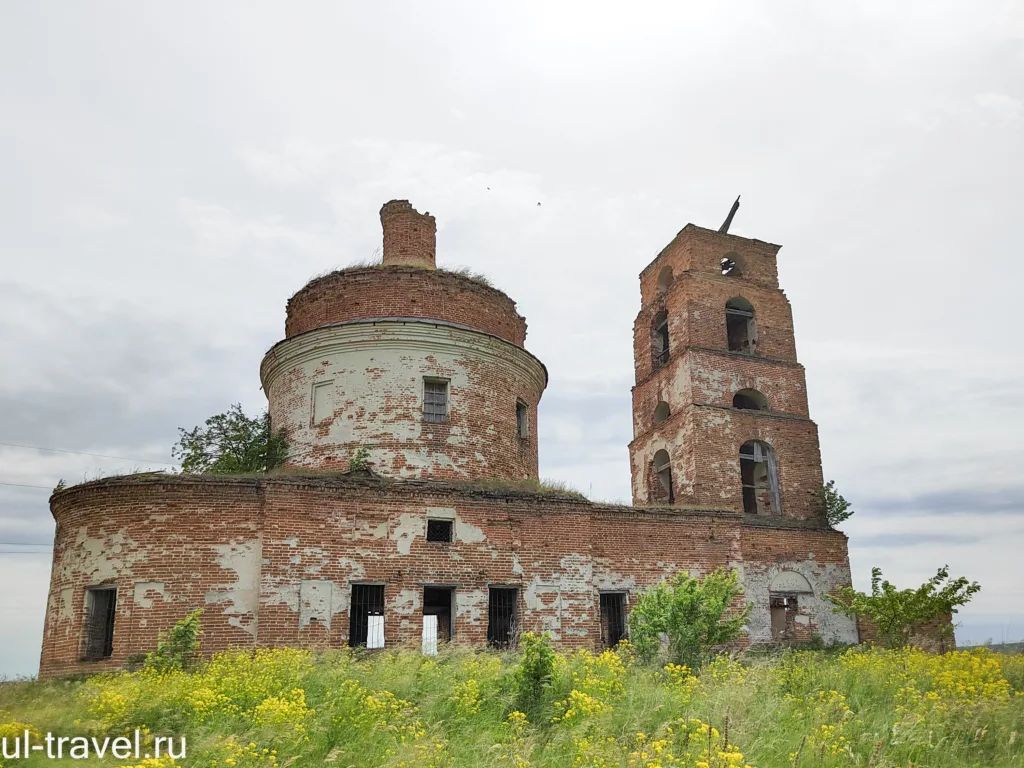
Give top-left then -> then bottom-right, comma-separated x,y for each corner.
599,592 -> 627,648
770,595 -> 798,642
349,584 -> 385,648
487,587 -> 518,649
423,586 -> 454,644
83,587 -> 117,660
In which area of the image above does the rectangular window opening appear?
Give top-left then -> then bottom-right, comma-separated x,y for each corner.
770,595 -> 798,642
654,323 -> 669,366
426,518 -> 454,543
349,584 -> 385,649
516,400 -> 529,439
599,592 -> 628,649
83,587 -> 117,660
422,586 -> 455,654
423,378 -> 449,423
487,587 -> 518,649
726,310 -> 755,354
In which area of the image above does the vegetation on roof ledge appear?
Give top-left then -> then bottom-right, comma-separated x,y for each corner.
299,260 -> 495,293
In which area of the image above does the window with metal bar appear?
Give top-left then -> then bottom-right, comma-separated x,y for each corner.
487,587 -> 518,649
423,379 -> 449,423
83,587 -> 117,660
349,584 -> 385,648
599,592 -> 628,648
426,518 -> 453,543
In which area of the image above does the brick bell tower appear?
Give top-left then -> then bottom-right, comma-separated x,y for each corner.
628,211 -> 826,521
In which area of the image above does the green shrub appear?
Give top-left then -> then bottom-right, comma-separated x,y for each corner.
511,632 -> 556,720
828,565 -> 980,649
628,568 -> 750,668
145,608 -> 204,672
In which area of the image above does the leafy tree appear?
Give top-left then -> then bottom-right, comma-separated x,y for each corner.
145,608 -> 204,672
820,479 -> 853,527
172,403 -> 288,474
628,569 -> 751,668
827,565 -> 980,649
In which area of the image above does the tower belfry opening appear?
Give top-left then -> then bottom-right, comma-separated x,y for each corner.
725,297 -> 756,354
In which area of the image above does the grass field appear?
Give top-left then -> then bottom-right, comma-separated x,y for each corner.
1,642 -> 1023,767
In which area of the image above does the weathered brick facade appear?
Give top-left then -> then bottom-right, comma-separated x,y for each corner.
39,202 -> 860,678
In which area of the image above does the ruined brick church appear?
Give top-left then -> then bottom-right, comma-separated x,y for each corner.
39,200 -> 858,678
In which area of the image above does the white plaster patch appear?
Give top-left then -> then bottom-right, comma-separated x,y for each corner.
594,570 -> 637,592
425,507 -> 456,520
524,579 -> 563,640
67,527 -> 141,583
132,581 -> 167,609
392,588 -> 421,616
391,513 -> 423,555
205,538 -> 263,638
57,586 -> 74,622
299,580 -> 345,629
456,589 -> 487,626
457,516 -> 486,544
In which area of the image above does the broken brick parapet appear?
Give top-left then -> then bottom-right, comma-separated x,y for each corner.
380,199 -> 437,269
639,224 -> 782,306
285,265 -> 527,346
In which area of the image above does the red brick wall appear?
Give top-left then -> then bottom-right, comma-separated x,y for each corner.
633,274 -> 798,383
629,225 -> 825,521
285,267 -> 527,346
40,475 -> 857,678
856,613 -> 957,653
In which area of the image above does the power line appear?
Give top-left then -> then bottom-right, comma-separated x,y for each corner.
0,551 -> 51,554
0,481 -> 52,490
0,441 -> 176,467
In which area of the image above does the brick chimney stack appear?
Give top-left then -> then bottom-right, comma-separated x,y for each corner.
380,200 -> 436,269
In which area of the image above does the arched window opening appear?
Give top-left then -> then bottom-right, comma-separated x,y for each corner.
657,265 -> 673,295
733,389 -> 769,411
652,310 -> 669,369
739,440 -> 780,515
653,401 -> 670,425
725,297 -> 757,354
652,449 -> 673,504
721,252 -> 742,277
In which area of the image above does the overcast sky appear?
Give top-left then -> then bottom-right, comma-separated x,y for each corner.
1,2 -> 1021,678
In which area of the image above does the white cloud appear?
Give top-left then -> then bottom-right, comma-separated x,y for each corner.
64,203 -> 130,231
